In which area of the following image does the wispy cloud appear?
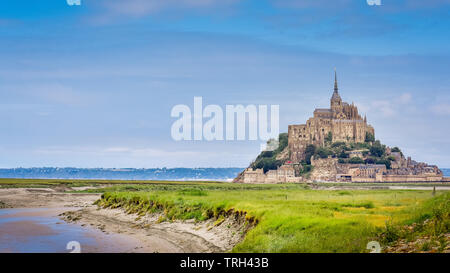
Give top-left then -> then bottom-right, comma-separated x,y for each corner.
398,93 -> 412,104
102,146 -> 200,157
105,0 -> 239,15
357,93 -> 413,118
272,0 -> 450,10
3,83 -> 98,107
266,0 -> 449,39
86,0 -> 241,23
272,0 -> 353,9
35,145 -> 200,157
431,103 -> 450,116
391,0 -> 450,10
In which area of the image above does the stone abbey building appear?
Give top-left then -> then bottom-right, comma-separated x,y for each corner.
234,70 -> 448,184
288,70 -> 374,162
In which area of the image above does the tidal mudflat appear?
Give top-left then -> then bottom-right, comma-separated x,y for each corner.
0,186 -> 244,253
0,207 -> 150,253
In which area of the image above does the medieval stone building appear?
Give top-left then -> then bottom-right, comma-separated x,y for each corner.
234,70 -> 448,184
288,70 -> 374,162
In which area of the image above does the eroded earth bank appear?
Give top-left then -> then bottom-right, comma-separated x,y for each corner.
0,187 -> 251,253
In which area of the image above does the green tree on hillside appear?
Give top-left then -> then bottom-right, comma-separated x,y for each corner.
331,142 -> 346,148
253,158 -> 282,173
365,132 -> 375,143
260,151 -> 273,158
376,159 -> 392,169
387,156 -> 396,161
338,158 -> 347,164
316,147 -> 333,159
338,150 -> 349,159
365,157 -> 376,164
370,140 -> 385,157
251,133 -> 289,173
274,133 -> 288,154
349,157 -> 365,164
305,144 -> 316,164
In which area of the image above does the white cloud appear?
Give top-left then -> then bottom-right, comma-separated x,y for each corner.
103,147 -> 132,153
90,0 -> 240,20
357,93 -> 413,118
272,0 -> 450,10
102,147 -> 200,157
272,0 -> 353,9
398,92 -> 412,104
1,83 -> 102,108
35,145 -> 201,158
37,85 -> 83,106
372,100 -> 396,117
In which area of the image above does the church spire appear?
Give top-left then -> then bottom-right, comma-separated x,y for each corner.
330,68 -> 342,109
334,67 -> 338,94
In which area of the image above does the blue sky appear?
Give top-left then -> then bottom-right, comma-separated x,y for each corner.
0,0 -> 449,168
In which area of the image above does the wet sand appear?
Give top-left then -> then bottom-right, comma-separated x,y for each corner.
0,188 -> 100,208
0,207 -> 155,253
0,188 -> 246,253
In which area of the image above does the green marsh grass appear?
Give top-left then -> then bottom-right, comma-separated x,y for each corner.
92,183 -> 449,253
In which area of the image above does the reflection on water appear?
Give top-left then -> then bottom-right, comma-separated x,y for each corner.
0,208 -> 136,253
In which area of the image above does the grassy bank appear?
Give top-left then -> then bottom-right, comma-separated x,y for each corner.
93,183 -> 449,253
379,192 -> 449,252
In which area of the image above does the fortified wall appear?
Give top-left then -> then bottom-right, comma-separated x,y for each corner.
242,165 -> 302,184
310,157 -> 444,183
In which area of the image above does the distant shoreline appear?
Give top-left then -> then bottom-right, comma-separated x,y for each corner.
0,167 -> 244,181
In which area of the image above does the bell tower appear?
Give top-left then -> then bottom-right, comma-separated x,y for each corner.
330,68 -> 342,113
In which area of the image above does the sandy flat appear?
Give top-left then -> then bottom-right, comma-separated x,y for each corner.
0,188 -> 247,253
0,188 -> 99,208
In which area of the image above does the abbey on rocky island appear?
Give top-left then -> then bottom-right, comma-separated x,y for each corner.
235,70 -> 449,184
